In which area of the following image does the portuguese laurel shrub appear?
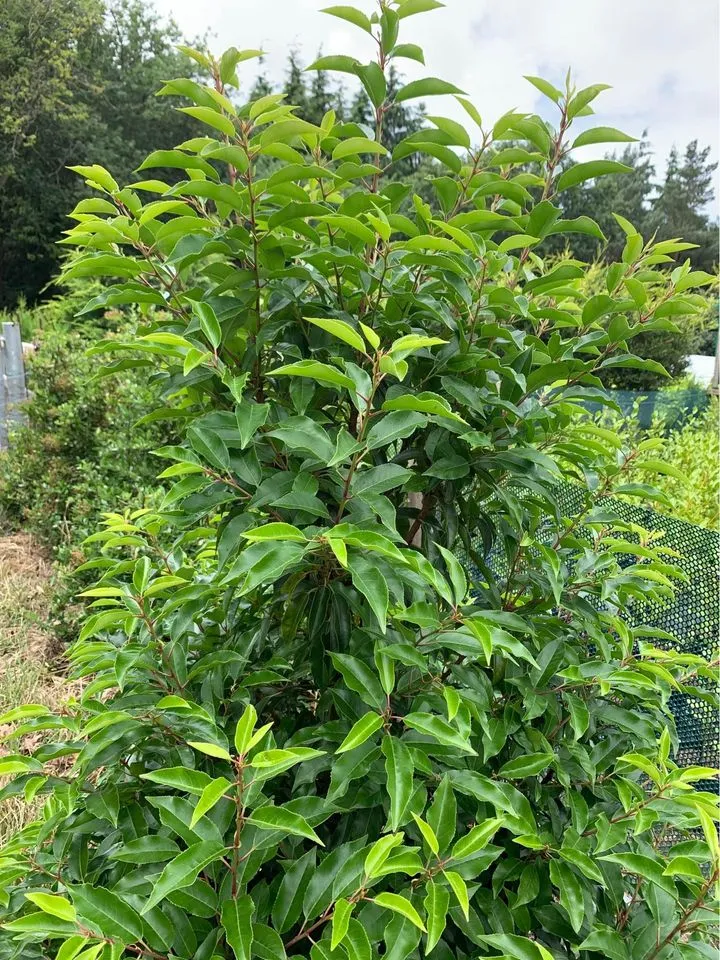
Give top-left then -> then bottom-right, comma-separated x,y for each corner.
0,3 -> 718,959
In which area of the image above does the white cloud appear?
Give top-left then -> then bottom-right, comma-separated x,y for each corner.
151,0 -> 719,206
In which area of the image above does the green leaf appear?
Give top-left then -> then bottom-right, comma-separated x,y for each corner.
397,0 -> 445,19
242,523 -> 308,543
524,75 -> 562,103
427,776 -> 456,855
578,927 -> 629,960
188,740 -> 233,761
306,55 -> 361,74
373,892 -> 426,931
71,885 -> 144,942
478,934 -> 554,960
137,149 -> 218,179
395,78 -> 465,103
269,360 -> 355,391
443,869 -> 469,919
364,832 -> 405,878
391,43 -> 425,64
331,898 -> 355,949
191,777 -> 232,827
382,392 -> 466,424
330,652 -> 386,712
333,138 -> 388,160
234,703 -> 258,756
557,847 -> 605,884
181,105 -> 236,137
556,160 -> 633,193
236,400 -> 270,449
142,840 -> 226,913
222,895 -> 255,960
1,913 -> 78,936
435,544 -> 467,605
405,234 -> 464,255
194,302 -> 222,348
247,805 -> 325,844
250,747 -> 325,779
307,316 -> 366,352
382,735 -> 414,830
337,712 -> 385,753
272,850 -> 316,933
24,893 -> 76,923
68,163 -> 119,192
572,126 -> 637,148
567,82 -> 612,118
599,853 -> 677,896
321,5 -> 372,32
411,812 -> 439,855
366,410 -> 425,450
403,712 -> 476,755
344,918 -> 372,960
497,753 -> 553,778
347,553 -> 389,633
267,417 -> 335,462
140,766 -> 213,796
111,836 -> 182,864
423,880 -> 449,953
663,856 -> 704,880
252,924 -> 287,960
451,818 -> 502,859
547,215 -> 606,241
549,859 -> 584,933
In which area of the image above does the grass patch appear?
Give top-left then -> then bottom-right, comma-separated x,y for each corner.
0,534 -> 63,842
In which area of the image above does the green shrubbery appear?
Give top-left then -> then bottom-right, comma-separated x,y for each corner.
0,313 -> 171,560
0,4 -> 718,960
610,398 -> 719,530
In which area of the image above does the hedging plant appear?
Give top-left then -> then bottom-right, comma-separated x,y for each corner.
1,2 -> 718,958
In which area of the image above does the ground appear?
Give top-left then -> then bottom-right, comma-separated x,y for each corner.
0,533 -> 63,841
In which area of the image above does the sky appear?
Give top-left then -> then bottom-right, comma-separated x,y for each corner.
151,0 -> 719,207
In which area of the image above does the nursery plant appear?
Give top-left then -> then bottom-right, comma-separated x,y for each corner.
0,2 -> 718,959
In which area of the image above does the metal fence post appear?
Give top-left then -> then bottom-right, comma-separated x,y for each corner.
0,329 -> 6,449
1,322 -> 27,444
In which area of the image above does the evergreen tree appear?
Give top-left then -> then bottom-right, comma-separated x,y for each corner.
0,0 -> 198,308
649,140 -> 718,271
249,59 -> 274,101
348,87 -> 373,127
283,50 -> 308,118
306,51 -> 333,125
552,139 -> 656,262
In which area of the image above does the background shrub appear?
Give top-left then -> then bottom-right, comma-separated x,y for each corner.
609,398 -> 719,529
0,318 -> 171,560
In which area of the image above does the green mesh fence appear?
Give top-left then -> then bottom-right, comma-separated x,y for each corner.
467,482 -> 719,792
582,387 -> 711,432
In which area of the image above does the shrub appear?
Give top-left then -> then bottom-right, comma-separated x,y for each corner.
608,399 -> 719,530
576,264 -> 718,391
0,5 -> 718,960
0,321 -> 170,560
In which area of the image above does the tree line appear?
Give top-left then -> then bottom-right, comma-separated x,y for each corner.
0,0 -> 716,311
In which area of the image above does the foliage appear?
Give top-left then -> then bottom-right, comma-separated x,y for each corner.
552,139 -> 718,273
576,262 -> 717,391
609,399 -> 720,530
0,317 -> 170,560
0,5 -> 719,960
0,0 -> 199,309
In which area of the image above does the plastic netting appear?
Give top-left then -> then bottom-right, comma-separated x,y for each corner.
467,482 -> 719,792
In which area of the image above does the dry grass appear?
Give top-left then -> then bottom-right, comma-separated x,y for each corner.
0,532 -> 64,841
